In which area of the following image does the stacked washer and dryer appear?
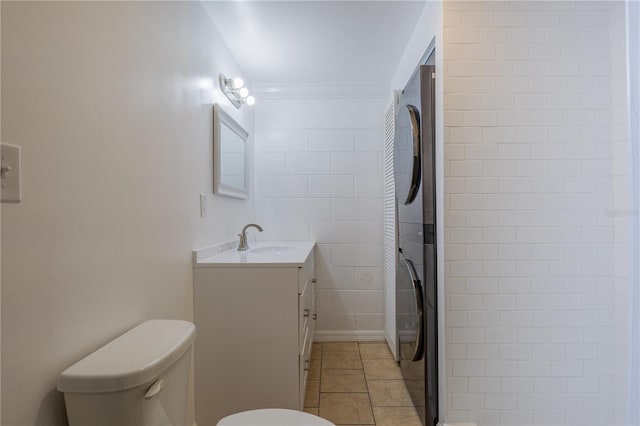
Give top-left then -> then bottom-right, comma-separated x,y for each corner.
393,54 -> 439,426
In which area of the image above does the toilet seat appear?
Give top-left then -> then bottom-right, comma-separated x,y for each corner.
217,408 -> 335,426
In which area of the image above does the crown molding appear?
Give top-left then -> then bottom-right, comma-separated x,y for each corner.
253,82 -> 389,100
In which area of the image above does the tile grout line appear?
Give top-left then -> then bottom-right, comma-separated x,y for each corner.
361,342 -> 378,426
316,343 -> 322,414
311,342 -> 420,425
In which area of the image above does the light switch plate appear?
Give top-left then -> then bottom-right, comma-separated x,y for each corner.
1,144 -> 21,203
200,194 -> 207,218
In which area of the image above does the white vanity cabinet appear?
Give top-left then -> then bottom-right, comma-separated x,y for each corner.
192,242 -> 316,426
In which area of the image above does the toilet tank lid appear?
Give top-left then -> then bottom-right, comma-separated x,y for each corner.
57,320 -> 196,394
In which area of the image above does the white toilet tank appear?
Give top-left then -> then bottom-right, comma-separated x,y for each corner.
57,320 -> 196,426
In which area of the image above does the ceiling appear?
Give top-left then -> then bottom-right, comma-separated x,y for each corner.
201,1 -> 427,95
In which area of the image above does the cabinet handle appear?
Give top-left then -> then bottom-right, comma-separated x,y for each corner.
311,278 -> 317,283
303,308 -> 310,317
313,313 -> 317,320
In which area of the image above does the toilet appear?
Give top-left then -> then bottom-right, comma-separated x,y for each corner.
217,409 -> 334,426
57,319 -> 335,426
57,319 -> 196,426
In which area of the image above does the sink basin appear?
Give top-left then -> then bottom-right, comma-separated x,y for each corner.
248,245 -> 298,255
194,241 -> 316,267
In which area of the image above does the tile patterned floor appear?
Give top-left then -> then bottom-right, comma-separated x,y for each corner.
303,342 -> 424,426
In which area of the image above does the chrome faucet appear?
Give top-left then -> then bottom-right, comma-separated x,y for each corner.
237,223 -> 263,251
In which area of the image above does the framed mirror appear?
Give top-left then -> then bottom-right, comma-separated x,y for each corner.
213,104 -> 248,199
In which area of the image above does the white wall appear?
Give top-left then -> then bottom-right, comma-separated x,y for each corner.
0,1 -> 3,420
610,2 -> 630,424
1,2 -> 254,424
390,0 -> 442,91
254,97 -> 387,340
624,1 -> 640,423
443,2 -> 621,425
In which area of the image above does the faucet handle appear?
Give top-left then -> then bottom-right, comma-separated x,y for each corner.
237,232 -> 249,251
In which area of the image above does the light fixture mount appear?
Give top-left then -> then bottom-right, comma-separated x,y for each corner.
219,73 -> 255,109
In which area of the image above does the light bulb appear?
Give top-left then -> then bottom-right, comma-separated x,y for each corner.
238,87 -> 249,98
231,77 -> 244,89
246,96 -> 256,106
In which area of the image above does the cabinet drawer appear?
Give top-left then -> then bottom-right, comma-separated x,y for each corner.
311,290 -> 317,335
299,278 -> 315,348
299,324 -> 313,408
298,252 -> 315,293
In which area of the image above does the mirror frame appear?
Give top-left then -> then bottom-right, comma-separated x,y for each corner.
213,104 -> 249,199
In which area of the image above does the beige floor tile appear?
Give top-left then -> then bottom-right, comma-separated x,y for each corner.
323,342 -> 359,352
372,407 -> 423,426
319,393 -> 374,425
304,380 -> 320,407
309,359 -> 321,380
362,359 -> 403,380
304,407 -> 319,416
321,369 -> 367,393
367,380 -> 414,407
311,343 -> 323,360
358,342 -> 393,359
322,351 -> 363,369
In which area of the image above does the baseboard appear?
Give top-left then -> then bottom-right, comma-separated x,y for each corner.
440,423 -> 477,426
385,330 -> 399,361
314,330 -> 385,342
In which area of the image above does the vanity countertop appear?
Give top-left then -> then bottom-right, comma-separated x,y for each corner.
193,240 -> 316,268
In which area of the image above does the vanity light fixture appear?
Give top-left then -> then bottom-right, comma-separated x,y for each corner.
219,73 -> 255,109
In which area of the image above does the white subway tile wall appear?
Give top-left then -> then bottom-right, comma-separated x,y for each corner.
255,98 -> 387,337
444,2 -> 626,425
609,2 -> 630,425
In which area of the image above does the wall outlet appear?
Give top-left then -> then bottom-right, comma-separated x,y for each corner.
1,144 -> 21,203
200,194 -> 207,218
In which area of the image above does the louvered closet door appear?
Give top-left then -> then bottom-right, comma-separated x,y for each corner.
383,96 -> 399,361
